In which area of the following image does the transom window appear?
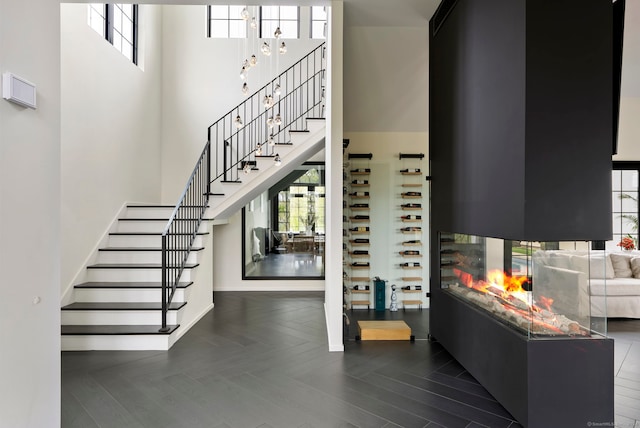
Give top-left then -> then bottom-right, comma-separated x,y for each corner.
260,6 -> 298,39
88,3 -> 138,64
207,5 -> 247,38
310,6 -> 327,39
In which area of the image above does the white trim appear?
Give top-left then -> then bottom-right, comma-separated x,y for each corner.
325,302 -> 344,352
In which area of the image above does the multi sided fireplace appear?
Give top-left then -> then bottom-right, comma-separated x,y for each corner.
428,0 -> 620,425
440,234 -> 608,338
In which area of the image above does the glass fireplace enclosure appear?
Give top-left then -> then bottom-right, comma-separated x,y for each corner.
440,233 -> 608,339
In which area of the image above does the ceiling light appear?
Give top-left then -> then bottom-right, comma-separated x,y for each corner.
274,83 -> 281,97
249,55 -> 258,67
274,113 -> 282,126
267,117 -> 275,129
261,42 -> 271,56
255,143 -> 263,156
263,94 -> 274,109
250,17 -> 257,29
234,115 -> 243,129
240,66 -> 248,80
242,82 -> 249,95
274,153 -> 282,166
279,42 -> 287,55
274,27 -> 282,39
243,162 -> 251,174
268,134 -> 275,146
240,7 -> 249,20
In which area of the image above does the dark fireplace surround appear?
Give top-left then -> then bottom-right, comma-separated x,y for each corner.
429,1 -> 621,427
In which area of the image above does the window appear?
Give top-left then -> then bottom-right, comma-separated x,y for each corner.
310,6 -> 327,39
610,163 -> 640,251
88,4 -> 138,64
260,6 -> 298,39
207,5 -> 247,38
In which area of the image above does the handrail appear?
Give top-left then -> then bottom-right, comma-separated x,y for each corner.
208,42 -> 326,185
159,141 -> 210,332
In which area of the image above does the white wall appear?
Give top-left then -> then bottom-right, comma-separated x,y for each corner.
343,132 -> 430,308
60,4 -> 164,297
160,5 -> 323,203
0,0 -> 61,426
344,26 -> 429,132
614,97 -> 640,160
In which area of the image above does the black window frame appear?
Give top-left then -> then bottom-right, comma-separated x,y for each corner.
206,5 -> 248,39
106,4 -> 138,65
259,5 -> 299,39
611,161 -> 640,251
91,3 -> 138,65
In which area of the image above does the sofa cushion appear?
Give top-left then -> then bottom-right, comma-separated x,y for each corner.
546,252 -> 573,269
571,255 -> 615,279
590,278 -> 640,296
610,253 -> 633,278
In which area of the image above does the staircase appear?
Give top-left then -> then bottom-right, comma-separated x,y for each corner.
60,205 -> 214,351
61,43 -> 326,351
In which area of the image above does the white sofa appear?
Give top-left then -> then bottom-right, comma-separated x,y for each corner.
533,250 -> 640,319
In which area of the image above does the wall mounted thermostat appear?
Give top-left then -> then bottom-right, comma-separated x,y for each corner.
2,72 -> 37,109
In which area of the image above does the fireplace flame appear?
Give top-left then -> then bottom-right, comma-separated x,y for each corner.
454,268 -> 552,313
450,269 -> 586,336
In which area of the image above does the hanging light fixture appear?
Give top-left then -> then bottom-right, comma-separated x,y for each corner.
274,27 -> 282,39
274,153 -> 282,166
250,17 -> 257,30
249,54 -> 258,67
234,115 -> 243,129
268,134 -> 275,146
267,117 -> 275,129
243,162 -> 251,174
279,42 -> 287,55
274,113 -> 282,126
242,82 -> 249,96
240,7 -> 249,20
263,94 -> 274,109
274,83 -> 282,97
261,42 -> 272,56
255,143 -> 263,156
240,65 -> 248,80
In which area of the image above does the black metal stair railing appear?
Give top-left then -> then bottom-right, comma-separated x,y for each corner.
159,43 -> 326,332
208,42 -> 326,185
159,141 -> 210,332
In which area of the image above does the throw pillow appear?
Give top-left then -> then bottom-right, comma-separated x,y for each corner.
571,255 -> 615,279
631,257 -> 640,279
610,253 -> 633,278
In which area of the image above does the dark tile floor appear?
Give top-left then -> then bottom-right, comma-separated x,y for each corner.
61,292 -> 639,428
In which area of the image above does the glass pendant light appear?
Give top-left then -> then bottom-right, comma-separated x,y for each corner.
279,42 -> 287,55
240,7 -> 249,20
274,113 -> 282,126
267,117 -> 275,129
274,27 -> 282,39
263,95 -> 274,109
243,162 -> 251,174
250,17 -> 257,30
261,42 -> 271,56
268,134 -> 275,146
274,154 -> 282,166
274,83 -> 282,97
249,54 -> 258,67
240,66 -> 248,80
234,115 -> 243,129
242,82 -> 249,96
255,143 -> 263,156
